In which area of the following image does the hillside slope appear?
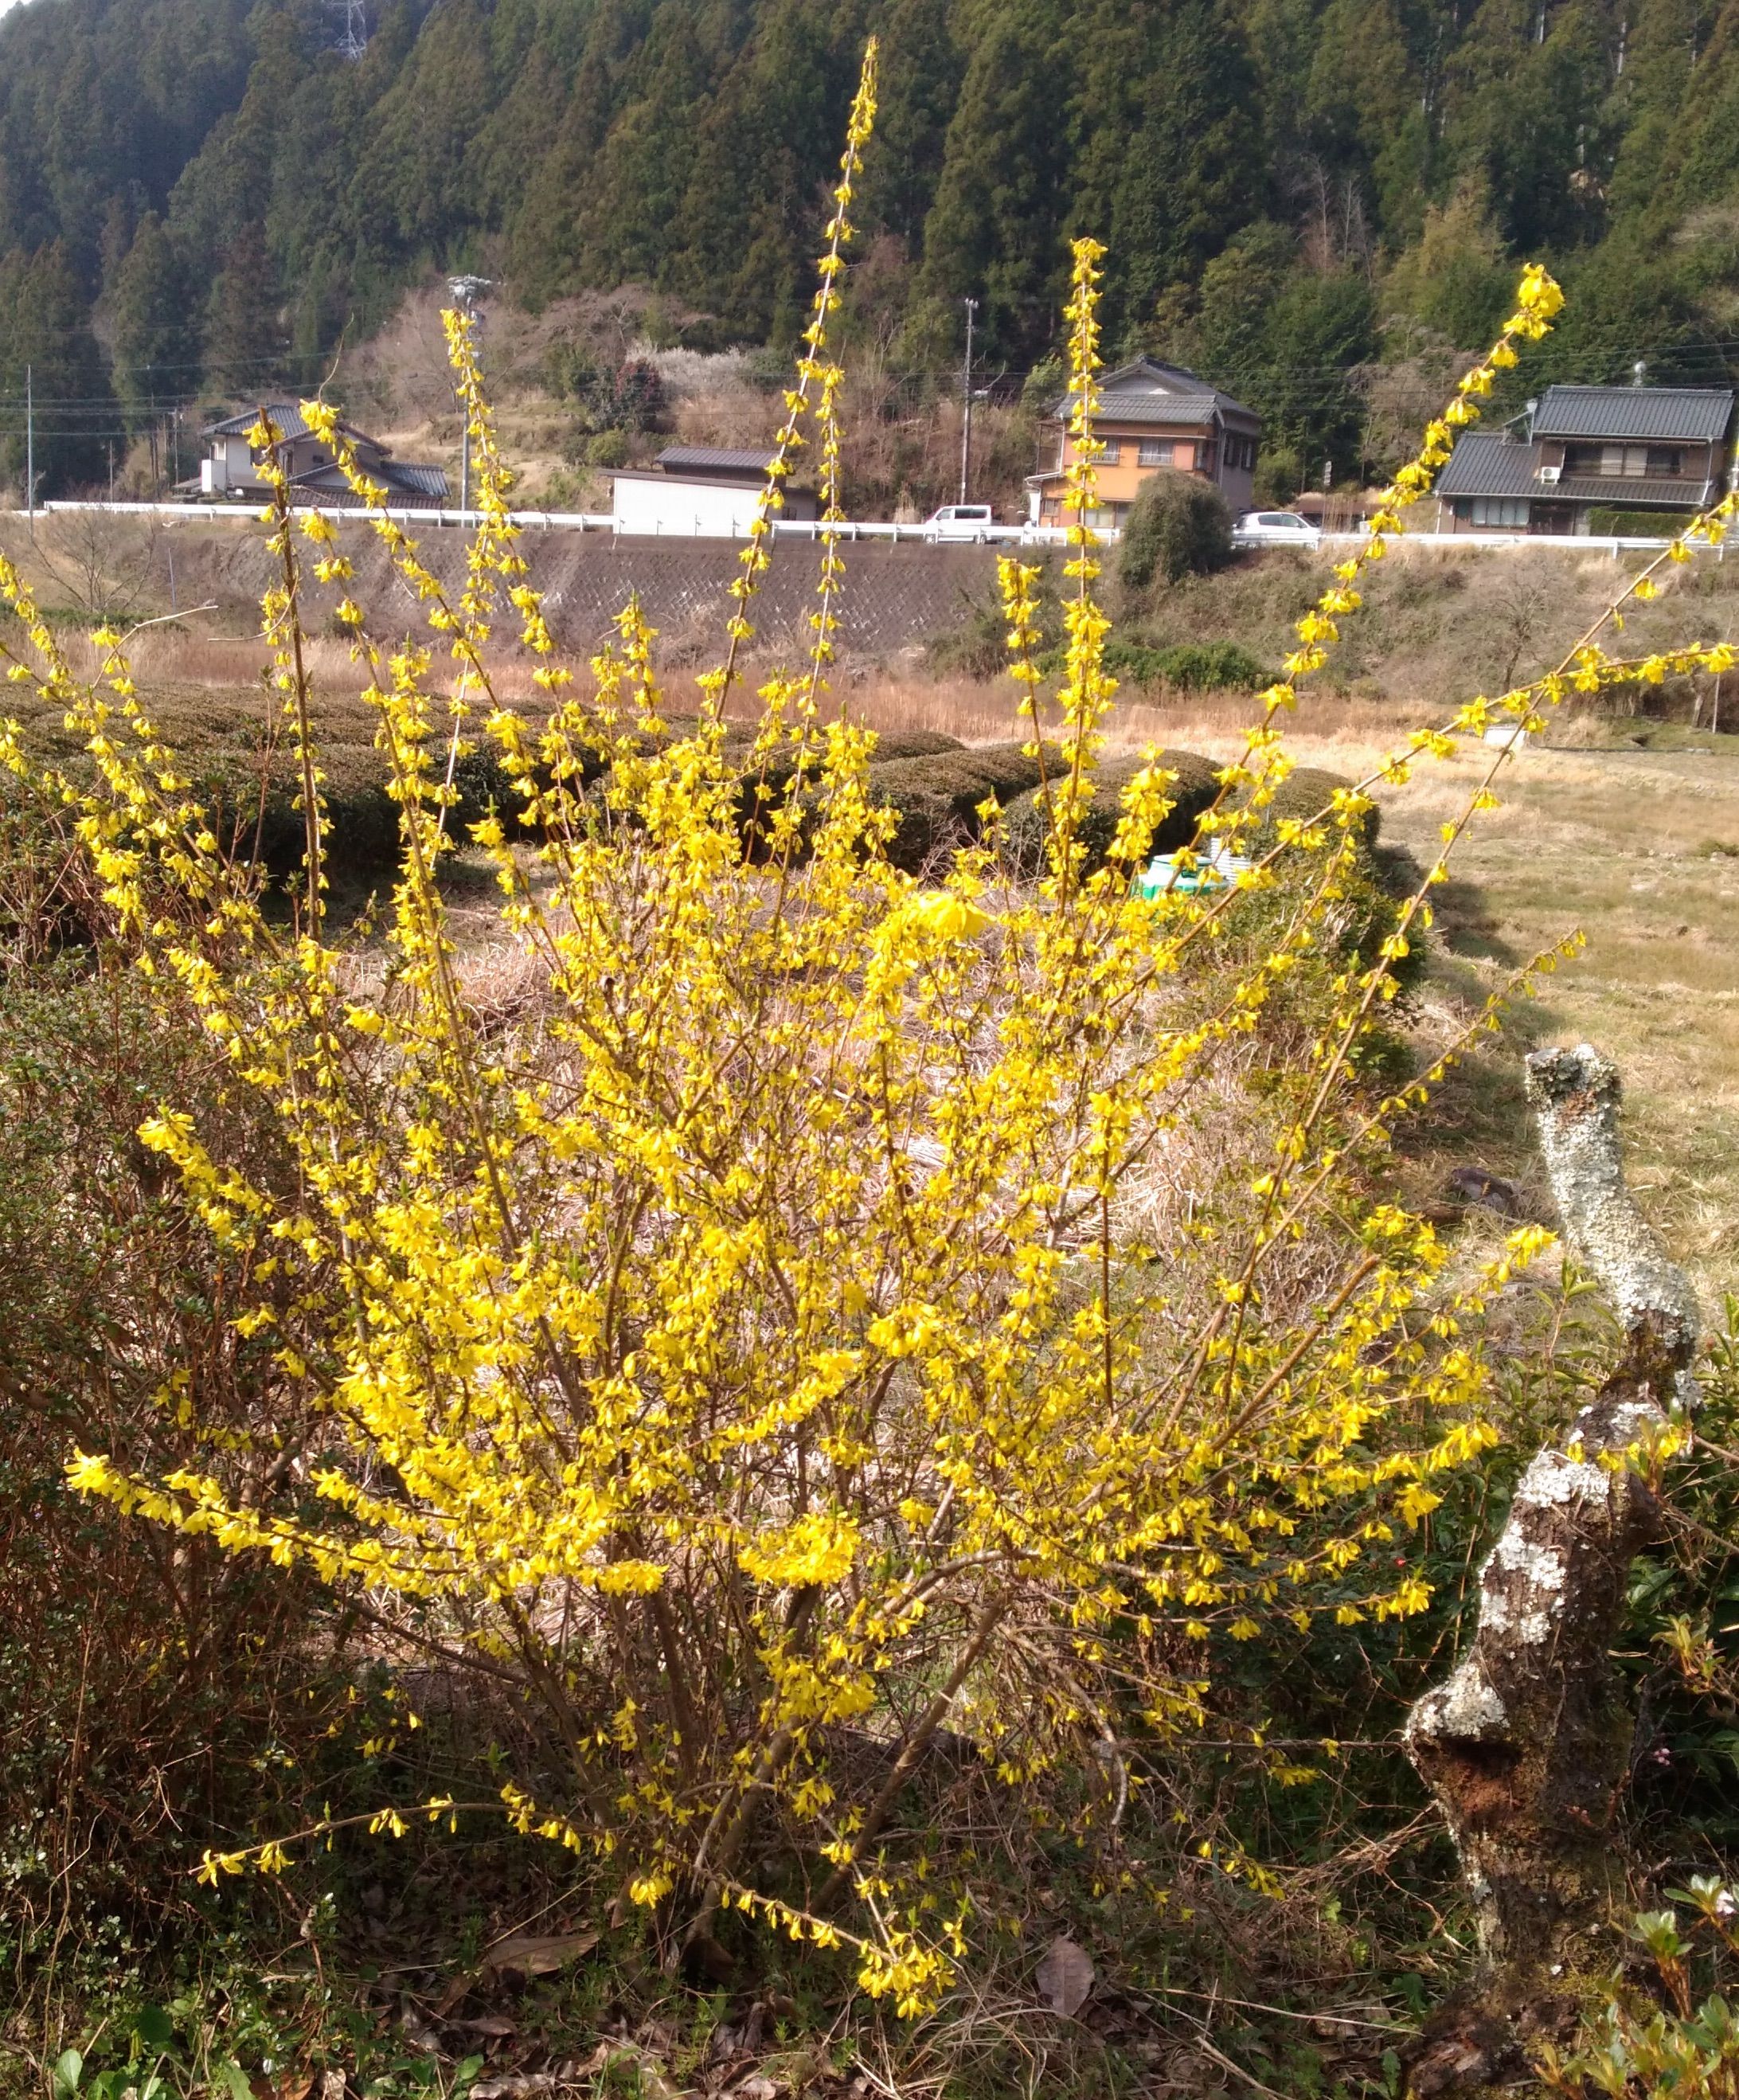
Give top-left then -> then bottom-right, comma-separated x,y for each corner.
0,0 -> 1733,492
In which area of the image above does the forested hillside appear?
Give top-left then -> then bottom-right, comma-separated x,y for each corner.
0,0 -> 1736,492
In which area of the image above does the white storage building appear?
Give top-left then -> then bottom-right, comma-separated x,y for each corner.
611,447 -> 819,538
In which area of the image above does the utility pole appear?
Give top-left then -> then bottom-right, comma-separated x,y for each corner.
959,297 -> 978,507
25,364 -> 34,528
447,276 -> 492,520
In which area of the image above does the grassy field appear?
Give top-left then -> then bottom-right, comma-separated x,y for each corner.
1105,703 -> 1739,1304
1389,727 -> 1739,1305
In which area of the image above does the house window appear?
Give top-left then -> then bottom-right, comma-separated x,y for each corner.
1565,442 -> 1668,478
1139,440 -> 1174,467
1470,497 -> 1530,527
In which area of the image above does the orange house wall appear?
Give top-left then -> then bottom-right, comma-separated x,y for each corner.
1056,433 -> 1202,502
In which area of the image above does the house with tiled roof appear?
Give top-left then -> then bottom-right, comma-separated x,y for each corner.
191,405 -> 449,509
1026,359 -> 1261,529
1435,384 -> 1736,535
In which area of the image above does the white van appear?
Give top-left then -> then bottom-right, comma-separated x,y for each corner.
923,503 -> 995,542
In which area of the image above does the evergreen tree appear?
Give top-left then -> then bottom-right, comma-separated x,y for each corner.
919,0 -> 1071,357
1444,0 -> 1615,252
109,211 -> 198,429
674,0 -> 855,333
1259,268 -> 1378,487
1069,0 -> 1264,346
1302,0 -> 1421,237
1186,220 -> 1295,397
1381,175 -> 1514,347
204,221 -> 286,398
350,0 -> 494,258
855,0 -> 963,251
572,8 -> 715,289
0,242 -> 116,494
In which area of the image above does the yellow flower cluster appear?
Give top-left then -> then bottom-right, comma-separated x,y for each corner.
15,83 -> 1729,2014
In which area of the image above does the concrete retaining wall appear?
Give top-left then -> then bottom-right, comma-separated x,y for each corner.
0,512 -> 1008,663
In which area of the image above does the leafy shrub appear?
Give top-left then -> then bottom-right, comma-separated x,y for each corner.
1537,1882 -> 1739,2099
1002,749 -> 1221,875
1584,506 -> 1695,538
548,349 -> 668,436
1148,639 -> 1269,690
1119,472 -> 1234,593
1071,637 -> 1270,691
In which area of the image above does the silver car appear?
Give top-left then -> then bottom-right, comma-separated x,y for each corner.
1233,510 -> 1322,549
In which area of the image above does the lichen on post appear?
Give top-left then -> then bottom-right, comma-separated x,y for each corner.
1405,1043 -> 1701,2094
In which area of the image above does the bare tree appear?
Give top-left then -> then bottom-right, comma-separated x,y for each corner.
1487,565 -> 1562,693
1405,1045 -> 1701,2094
33,509 -> 164,624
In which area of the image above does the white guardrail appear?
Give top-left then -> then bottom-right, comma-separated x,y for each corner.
34,500 -> 1090,543
31,499 -> 1722,558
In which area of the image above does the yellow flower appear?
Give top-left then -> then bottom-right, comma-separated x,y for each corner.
901,890 -> 994,943
740,1512 -> 861,1588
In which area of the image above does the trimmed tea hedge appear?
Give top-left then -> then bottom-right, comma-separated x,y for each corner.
865,741 -> 1064,872
1002,750 -> 1222,876
1238,765 -> 1380,848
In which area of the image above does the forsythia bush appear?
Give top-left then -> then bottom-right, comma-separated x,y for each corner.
3,44 -> 1735,2010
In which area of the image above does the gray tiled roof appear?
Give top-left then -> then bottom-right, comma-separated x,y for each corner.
205,402 -> 316,439
386,462 -> 450,499
1554,474 -> 1718,506
288,459 -> 450,505
1050,358 -> 1259,428
1436,432 -> 1718,509
658,445 -> 776,475
1434,436 -> 1542,499
204,402 -> 386,450
1532,385 -> 1734,442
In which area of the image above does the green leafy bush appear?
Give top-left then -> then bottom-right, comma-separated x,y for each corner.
1151,639 -> 1269,690
1096,637 -> 1269,690
1584,507 -> 1696,538
1119,474 -> 1235,593
1538,1880 -> 1739,2100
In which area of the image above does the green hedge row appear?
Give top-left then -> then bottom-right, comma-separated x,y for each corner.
1002,751 -> 1222,876
1583,506 -> 1697,538
9,688 -> 1374,900
1002,757 -> 1377,880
